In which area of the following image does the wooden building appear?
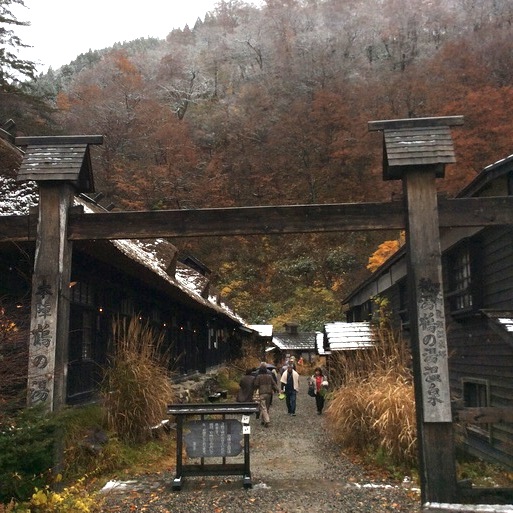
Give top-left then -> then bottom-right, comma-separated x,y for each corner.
0,133 -> 253,407
344,153 -> 513,470
271,322 -> 317,364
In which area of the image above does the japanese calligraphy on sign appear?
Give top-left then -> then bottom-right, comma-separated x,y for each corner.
184,420 -> 243,458
27,279 -> 55,406
417,278 -> 452,422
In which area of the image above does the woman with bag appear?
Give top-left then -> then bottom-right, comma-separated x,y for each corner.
308,367 -> 328,415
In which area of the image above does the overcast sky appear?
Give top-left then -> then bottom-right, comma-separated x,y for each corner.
12,0 -> 223,73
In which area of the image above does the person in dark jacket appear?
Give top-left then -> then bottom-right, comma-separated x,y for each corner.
253,362 -> 279,427
236,368 -> 255,402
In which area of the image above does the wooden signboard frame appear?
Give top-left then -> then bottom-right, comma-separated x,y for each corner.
167,402 -> 259,490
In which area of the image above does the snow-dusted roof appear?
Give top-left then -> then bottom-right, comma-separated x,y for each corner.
316,331 -> 329,356
0,176 -> 247,327
482,311 -> 513,340
74,197 -> 247,325
272,331 -> 317,351
0,176 -> 38,216
324,322 -> 374,351
249,324 -> 273,337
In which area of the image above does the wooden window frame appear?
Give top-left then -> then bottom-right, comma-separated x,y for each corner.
70,281 -> 95,306
462,377 -> 492,441
445,238 -> 482,317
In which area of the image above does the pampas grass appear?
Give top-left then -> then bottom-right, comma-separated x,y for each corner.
102,316 -> 174,444
326,300 -> 417,467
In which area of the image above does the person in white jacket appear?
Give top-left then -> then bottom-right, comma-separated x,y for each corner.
280,362 -> 300,415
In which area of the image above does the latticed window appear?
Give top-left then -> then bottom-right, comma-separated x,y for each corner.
453,246 -> 472,310
70,282 -> 95,306
81,310 -> 94,360
446,239 -> 482,315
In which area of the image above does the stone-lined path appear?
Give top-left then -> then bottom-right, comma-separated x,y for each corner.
101,376 -> 422,512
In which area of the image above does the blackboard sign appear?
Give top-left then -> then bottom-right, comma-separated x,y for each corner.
184,419 -> 243,458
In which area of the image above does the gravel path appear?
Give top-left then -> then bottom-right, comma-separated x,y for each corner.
101,376 -> 422,512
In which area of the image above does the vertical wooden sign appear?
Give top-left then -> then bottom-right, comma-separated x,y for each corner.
403,170 -> 456,502
405,171 -> 452,422
27,185 -> 73,412
369,116 -> 463,504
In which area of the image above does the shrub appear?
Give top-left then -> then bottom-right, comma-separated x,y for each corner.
326,300 -> 417,468
101,316 -> 174,444
0,406 -> 57,503
27,476 -> 102,513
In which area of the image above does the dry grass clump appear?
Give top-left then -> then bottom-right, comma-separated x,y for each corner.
326,303 -> 417,467
327,372 -> 416,465
102,316 -> 174,444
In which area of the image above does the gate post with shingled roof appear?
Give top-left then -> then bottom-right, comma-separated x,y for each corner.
15,135 -> 103,412
368,116 -> 464,504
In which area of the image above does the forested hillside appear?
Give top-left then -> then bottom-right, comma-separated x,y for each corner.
4,0 -> 513,329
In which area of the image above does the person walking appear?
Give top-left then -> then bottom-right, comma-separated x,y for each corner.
280,362 -> 300,416
236,368 -> 255,403
309,367 -> 328,414
253,362 -> 279,427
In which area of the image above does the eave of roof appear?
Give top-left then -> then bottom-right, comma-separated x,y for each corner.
74,199 -> 219,315
456,153 -> 513,198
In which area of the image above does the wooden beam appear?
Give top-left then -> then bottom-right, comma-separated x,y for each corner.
1,196 -> 513,242
368,116 -> 464,131
15,135 -> 104,146
27,183 -> 74,412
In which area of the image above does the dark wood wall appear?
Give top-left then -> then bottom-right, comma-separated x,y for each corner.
0,243 -> 241,405
68,248 -> 240,401
481,227 -> 513,309
346,225 -> 513,469
444,226 -> 513,469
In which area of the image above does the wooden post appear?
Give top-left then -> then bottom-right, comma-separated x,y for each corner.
368,117 -> 463,504
16,135 -> 102,412
403,170 -> 456,503
27,183 -> 74,412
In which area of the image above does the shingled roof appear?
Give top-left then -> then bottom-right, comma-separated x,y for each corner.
272,331 -> 317,351
368,116 -> 463,180
15,136 -> 103,193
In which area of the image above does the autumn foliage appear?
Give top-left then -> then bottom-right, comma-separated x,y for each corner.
5,0 -> 513,327
367,233 -> 405,273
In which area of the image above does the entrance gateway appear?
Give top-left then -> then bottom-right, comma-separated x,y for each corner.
5,115 -> 513,506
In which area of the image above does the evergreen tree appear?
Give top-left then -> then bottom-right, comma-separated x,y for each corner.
0,0 -> 36,91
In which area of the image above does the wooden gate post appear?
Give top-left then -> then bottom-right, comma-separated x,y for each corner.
369,117 -> 464,504
27,183 -> 74,412
16,135 -> 102,412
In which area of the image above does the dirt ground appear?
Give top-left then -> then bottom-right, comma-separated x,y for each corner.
100,375 -> 422,512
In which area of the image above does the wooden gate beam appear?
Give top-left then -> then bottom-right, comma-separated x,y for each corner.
1,196 -> 513,242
